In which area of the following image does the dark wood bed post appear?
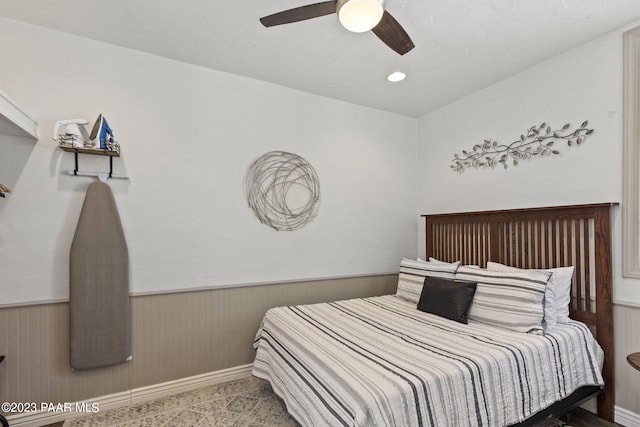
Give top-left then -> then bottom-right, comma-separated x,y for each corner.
423,203 -> 617,422
593,204 -> 615,421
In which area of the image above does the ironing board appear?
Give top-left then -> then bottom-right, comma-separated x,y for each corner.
70,181 -> 130,370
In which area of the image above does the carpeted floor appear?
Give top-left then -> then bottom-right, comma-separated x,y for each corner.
61,375 -> 601,426
63,376 -> 297,426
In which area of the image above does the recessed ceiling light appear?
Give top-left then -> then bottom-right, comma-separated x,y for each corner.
387,71 -> 406,82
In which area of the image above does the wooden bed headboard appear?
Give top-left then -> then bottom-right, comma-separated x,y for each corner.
422,203 -> 617,421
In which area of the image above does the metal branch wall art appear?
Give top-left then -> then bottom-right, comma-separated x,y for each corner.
244,151 -> 320,231
451,121 -> 594,172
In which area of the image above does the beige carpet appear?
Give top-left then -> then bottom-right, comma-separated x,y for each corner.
63,375 -> 569,426
63,376 -> 297,426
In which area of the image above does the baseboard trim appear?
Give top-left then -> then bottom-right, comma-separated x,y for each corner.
6,364 -> 253,427
129,364 -> 252,405
616,405 -> 640,427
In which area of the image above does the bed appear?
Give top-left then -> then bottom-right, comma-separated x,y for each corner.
253,203 -> 616,425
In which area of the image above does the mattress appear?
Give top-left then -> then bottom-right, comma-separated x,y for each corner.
252,295 -> 603,427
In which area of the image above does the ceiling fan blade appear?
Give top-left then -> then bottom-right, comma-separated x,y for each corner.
371,10 -> 415,55
260,1 -> 337,27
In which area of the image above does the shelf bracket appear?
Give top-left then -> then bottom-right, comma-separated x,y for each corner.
66,153 -> 127,180
60,146 -> 128,180
72,151 -> 115,178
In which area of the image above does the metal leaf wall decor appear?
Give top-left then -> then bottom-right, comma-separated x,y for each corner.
244,151 -> 320,231
451,121 -> 594,172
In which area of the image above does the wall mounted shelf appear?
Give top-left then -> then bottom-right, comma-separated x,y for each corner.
59,145 -> 127,179
0,89 -> 38,198
0,89 -> 38,140
59,146 -> 120,157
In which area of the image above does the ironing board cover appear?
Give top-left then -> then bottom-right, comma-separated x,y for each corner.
70,181 -> 130,370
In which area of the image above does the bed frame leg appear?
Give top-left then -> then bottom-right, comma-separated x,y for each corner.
598,391 -> 615,422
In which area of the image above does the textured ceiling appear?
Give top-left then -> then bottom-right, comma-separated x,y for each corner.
1,0 -> 640,117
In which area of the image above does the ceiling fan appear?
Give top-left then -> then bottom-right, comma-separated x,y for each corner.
259,0 -> 415,55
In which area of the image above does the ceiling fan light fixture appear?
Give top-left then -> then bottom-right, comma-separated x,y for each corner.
337,0 -> 385,33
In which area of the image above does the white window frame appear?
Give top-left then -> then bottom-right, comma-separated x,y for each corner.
623,26 -> 640,278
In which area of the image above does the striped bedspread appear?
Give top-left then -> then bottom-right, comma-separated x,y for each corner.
252,295 -> 603,427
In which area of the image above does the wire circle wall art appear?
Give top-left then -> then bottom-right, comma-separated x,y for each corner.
244,151 -> 321,231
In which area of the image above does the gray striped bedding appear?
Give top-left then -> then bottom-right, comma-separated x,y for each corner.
252,295 -> 603,427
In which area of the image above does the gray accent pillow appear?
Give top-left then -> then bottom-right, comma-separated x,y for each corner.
417,276 -> 477,324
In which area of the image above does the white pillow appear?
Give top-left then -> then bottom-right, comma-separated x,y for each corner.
428,257 -> 453,264
432,257 -> 480,269
487,262 -> 574,325
455,265 -> 551,334
396,258 -> 460,304
547,266 -> 574,323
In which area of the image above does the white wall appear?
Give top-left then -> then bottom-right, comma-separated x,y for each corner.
417,21 -> 640,308
0,18 -> 418,305
3,11 -> 637,309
